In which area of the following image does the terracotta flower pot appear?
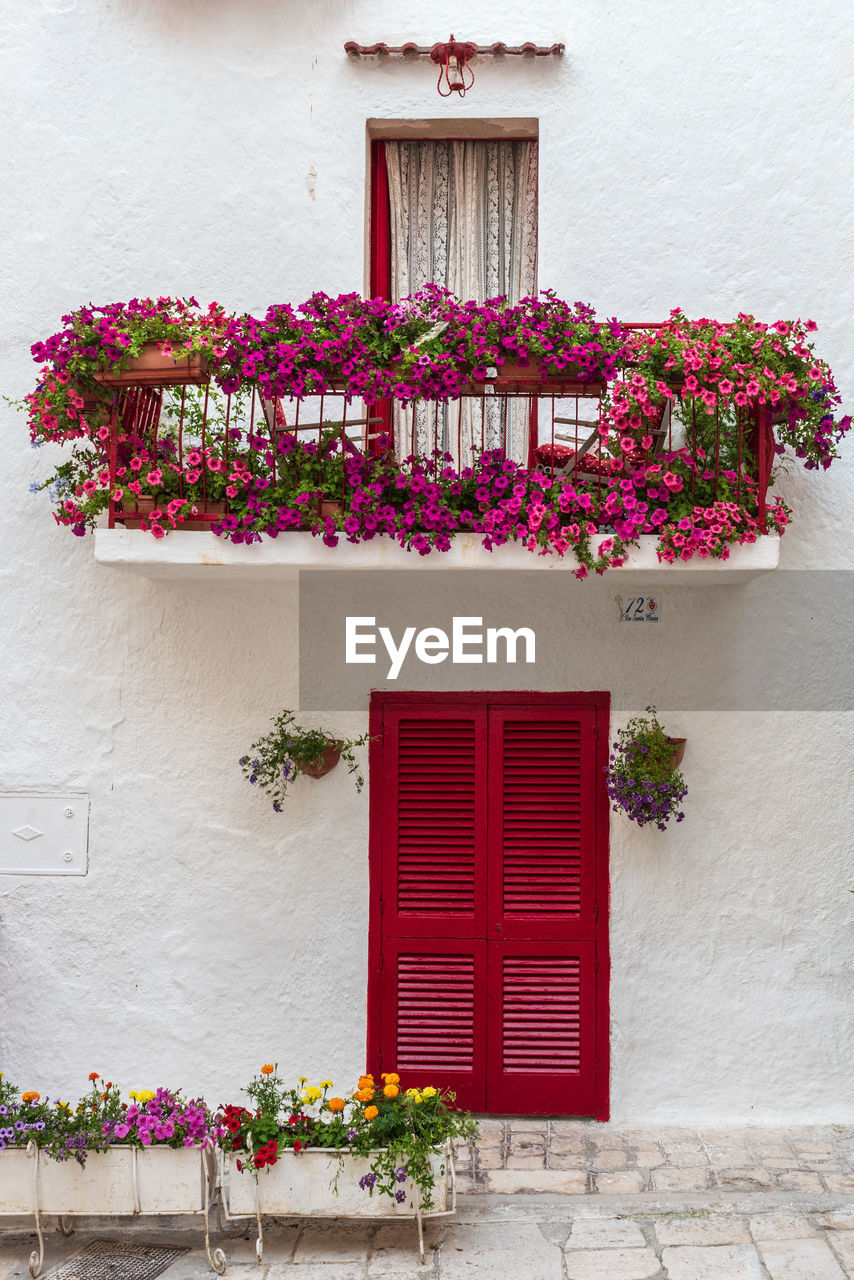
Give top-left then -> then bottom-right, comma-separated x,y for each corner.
93,341 -> 209,387
320,499 -> 344,519
666,736 -> 686,768
178,500 -> 227,530
471,356 -> 605,394
115,495 -> 156,529
298,740 -> 342,778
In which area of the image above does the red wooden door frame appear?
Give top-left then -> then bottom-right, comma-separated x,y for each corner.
367,690 -> 611,1120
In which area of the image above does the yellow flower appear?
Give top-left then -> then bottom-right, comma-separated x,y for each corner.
129,1091 -> 138,1101
421,1087 -> 437,1099
298,1076 -> 307,1084
319,1079 -> 333,1088
405,1089 -> 423,1103
134,1090 -> 156,1103
300,1086 -> 323,1104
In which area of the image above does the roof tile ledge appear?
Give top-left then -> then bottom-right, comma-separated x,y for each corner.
93,529 -> 780,584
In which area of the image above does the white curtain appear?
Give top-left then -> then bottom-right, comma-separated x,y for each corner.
384,139 -> 538,465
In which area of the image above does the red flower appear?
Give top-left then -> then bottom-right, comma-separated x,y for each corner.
236,1159 -> 243,1173
253,1153 -> 266,1169
293,1140 -> 303,1154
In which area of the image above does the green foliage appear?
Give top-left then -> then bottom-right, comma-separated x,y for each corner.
239,710 -> 372,810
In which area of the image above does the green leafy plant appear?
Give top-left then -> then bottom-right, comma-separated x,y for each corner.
239,710 -> 372,811
606,706 -> 687,830
218,1065 -> 478,1211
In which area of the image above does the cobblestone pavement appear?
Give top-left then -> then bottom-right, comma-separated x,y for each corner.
1,1125 -> 853,1280
454,1120 -> 854,1197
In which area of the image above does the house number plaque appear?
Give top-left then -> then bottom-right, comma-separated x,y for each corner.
619,596 -> 661,623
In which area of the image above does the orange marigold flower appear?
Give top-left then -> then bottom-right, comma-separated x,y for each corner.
88,1072 -> 99,1081
21,1091 -> 40,1104
363,1105 -> 378,1120
327,1097 -> 346,1113
357,1074 -> 374,1090
261,1064 -> 275,1075
381,1073 -> 400,1085
383,1084 -> 399,1099
354,1088 -> 374,1103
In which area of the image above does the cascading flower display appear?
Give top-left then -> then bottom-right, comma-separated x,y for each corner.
17,292 -> 849,571
606,707 -> 687,830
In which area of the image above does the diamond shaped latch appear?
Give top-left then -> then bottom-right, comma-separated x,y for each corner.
2,795 -> 88,875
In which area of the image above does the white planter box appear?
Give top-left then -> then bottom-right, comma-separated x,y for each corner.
0,1145 -> 211,1215
223,1146 -> 451,1219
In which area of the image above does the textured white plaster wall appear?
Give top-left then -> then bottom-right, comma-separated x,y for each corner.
1,0 -> 853,1121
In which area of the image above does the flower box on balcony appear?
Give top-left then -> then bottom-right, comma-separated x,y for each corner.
471,357 -> 605,395
93,342 -> 209,388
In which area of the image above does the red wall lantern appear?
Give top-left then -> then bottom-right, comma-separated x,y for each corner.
430,34 -> 477,97
345,40 -> 565,101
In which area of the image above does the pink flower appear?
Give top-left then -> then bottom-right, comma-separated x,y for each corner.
146,469 -> 163,486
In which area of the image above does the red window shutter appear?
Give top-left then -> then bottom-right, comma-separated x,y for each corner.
380,707 -> 488,938
379,938 -> 487,1112
486,939 -> 597,1114
487,707 -> 597,941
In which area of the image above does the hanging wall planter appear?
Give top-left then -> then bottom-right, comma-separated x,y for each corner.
239,711 -> 372,810
606,707 -> 687,830
297,739 -> 343,778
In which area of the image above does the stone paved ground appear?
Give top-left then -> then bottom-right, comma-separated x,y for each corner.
2,1125 -> 853,1279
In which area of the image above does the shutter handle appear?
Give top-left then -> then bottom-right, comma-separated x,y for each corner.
495,923 -> 502,933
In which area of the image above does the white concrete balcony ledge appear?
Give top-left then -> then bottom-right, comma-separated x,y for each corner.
93,529 -> 780,583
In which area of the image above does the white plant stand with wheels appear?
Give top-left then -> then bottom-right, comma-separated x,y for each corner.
218,1145 -> 456,1265
0,1143 -> 226,1277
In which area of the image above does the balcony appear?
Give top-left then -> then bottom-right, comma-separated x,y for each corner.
30,295 -> 842,582
89,372 -> 781,583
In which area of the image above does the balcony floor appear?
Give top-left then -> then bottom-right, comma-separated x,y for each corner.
93,530 -> 780,583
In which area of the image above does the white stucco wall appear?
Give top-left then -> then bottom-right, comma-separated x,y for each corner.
1,0 -> 853,1122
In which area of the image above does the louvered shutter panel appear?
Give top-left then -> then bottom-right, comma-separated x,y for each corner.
378,938 -> 487,1111
381,707 -> 488,938
487,707 -> 597,941
486,939 -> 597,1114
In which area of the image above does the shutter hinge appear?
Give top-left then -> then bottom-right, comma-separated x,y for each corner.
378,951 -> 383,971
379,896 -> 384,915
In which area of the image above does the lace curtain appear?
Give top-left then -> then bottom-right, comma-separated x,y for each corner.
384,139 -> 538,465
